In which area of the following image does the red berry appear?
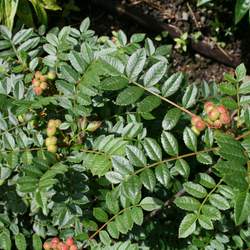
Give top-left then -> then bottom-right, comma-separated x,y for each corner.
208,108 -> 220,121
34,86 -> 43,96
195,120 -> 206,131
69,245 -> 78,250
60,243 -> 69,250
32,78 -> 40,87
51,237 -> 60,244
204,102 -> 214,113
43,242 -> 51,250
191,116 -> 201,126
217,105 -> 228,114
220,112 -> 231,125
66,237 -> 74,246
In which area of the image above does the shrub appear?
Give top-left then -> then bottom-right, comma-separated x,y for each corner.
0,18 -> 249,249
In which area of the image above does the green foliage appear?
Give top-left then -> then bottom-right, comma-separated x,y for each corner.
0,18 -> 249,249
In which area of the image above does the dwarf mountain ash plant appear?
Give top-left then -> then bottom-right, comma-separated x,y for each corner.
0,18 -> 249,250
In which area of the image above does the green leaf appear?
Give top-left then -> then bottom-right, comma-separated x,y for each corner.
80,17 -> 90,32
13,28 -> 33,44
174,196 -> 201,211
15,233 -> 26,250
235,63 -> 247,80
59,64 -> 79,83
32,234 -> 42,250
130,33 -> 146,43
107,222 -> 119,239
155,164 -> 171,187
122,175 -> 142,204
116,86 -> 144,106
140,169 -> 156,192
198,215 -> 214,230
162,108 -> 182,130
196,152 -> 213,165
199,173 -> 216,189
131,207 -> 143,225
68,51 -> 86,74
215,132 -> 247,165
221,97 -> 238,109
105,171 -> 123,184
106,191 -> 119,214
209,194 -> 230,210
137,95 -> 161,113
183,127 -> 197,151
93,207 -> 109,223
202,205 -> 221,221
126,48 -> 146,81
99,230 -> 111,245
162,72 -> 183,97
111,155 -> 134,176
174,159 -> 190,178
178,213 -> 197,238
0,229 -> 11,250
143,137 -> 162,161
182,84 -> 198,108
143,61 -> 167,87
219,82 -> 237,96
161,131 -> 179,156
126,145 -> 146,167
100,76 -> 128,91
140,197 -> 162,211
234,190 -> 250,225
239,81 -> 250,94
145,38 -> 155,55
183,182 -> 207,198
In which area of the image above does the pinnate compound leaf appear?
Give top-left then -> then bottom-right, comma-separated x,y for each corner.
234,190 -> 250,225
178,213 -> 197,238
116,86 -> 144,106
140,197 -> 162,211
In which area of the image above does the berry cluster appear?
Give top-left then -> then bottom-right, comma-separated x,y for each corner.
204,102 -> 230,128
45,119 -> 61,153
191,102 -> 231,135
32,71 -> 56,96
43,237 -> 78,250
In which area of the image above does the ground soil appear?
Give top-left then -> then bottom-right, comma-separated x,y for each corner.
53,0 -> 249,83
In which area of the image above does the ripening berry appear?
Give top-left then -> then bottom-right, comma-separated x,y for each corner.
45,136 -> 57,146
191,125 -> 200,135
66,237 -> 74,246
220,112 -> 231,125
217,105 -> 228,114
32,78 -> 40,87
61,244 -> 69,250
51,237 -> 60,244
195,120 -> 206,131
40,82 -> 48,90
204,102 -> 214,113
39,75 -> 47,82
213,119 -> 222,128
86,121 -> 102,132
48,119 -> 57,128
191,116 -> 201,126
47,71 -> 56,80
35,71 -> 42,79
34,86 -> 43,96
208,108 -> 220,121
43,242 -> 51,250
47,144 -> 57,153
69,245 -> 78,250
54,119 -> 62,128
47,126 -> 57,137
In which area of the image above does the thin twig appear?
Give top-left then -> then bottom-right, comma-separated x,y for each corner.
186,2 -> 200,28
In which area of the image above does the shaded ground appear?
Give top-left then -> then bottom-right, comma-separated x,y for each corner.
51,0 -> 249,83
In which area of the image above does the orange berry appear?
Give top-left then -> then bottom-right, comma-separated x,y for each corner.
66,237 -> 74,246
51,237 -> 60,244
204,102 -> 214,113
213,120 -> 222,128
43,241 -> 51,250
40,82 -> 48,90
34,86 -> 43,96
40,75 -> 47,82
35,71 -> 42,79
32,78 -> 40,87
208,108 -> 220,121
47,126 -> 57,137
69,245 -> 78,250
191,116 -> 201,126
